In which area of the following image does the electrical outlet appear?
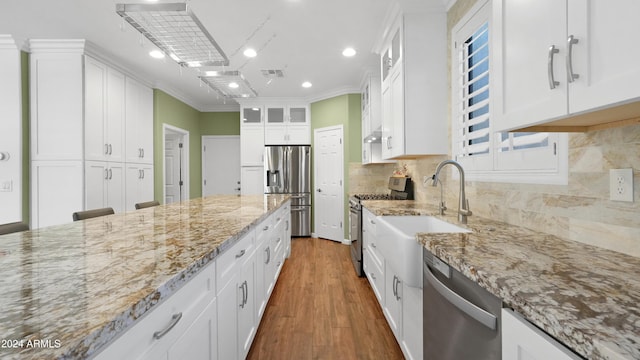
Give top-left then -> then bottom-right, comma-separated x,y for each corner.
609,169 -> 633,202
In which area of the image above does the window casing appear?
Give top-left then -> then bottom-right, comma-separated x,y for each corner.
451,1 -> 567,185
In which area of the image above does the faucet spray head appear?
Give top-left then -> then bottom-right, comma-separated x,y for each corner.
431,174 -> 438,187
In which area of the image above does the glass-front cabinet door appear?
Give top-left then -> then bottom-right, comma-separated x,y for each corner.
242,107 -> 262,124
266,106 -> 285,123
288,106 -> 308,124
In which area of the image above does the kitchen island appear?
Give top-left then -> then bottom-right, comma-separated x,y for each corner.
362,200 -> 640,360
0,194 -> 290,360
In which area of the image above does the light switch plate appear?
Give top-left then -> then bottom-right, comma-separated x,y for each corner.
609,169 -> 633,202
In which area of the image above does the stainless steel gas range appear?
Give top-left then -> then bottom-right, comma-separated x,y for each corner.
349,177 -> 414,277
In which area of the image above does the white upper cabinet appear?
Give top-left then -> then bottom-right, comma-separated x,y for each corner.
125,77 -> 154,164
29,40 -> 155,227
85,56 -> 125,162
30,41 -> 85,161
379,10 -> 448,159
492,0 -> 640,132
265,104 -> 310,145
362,72 -> 393,165
241,106 -> 263,126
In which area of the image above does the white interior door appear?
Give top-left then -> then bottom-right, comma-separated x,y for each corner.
164,128 -> 188,204
202,136 -> 240,196
314,125 -> 344,242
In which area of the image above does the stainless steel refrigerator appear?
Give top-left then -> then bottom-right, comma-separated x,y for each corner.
264,145 -> 311,237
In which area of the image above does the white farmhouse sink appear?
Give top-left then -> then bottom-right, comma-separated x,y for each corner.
376,216 -> 470,288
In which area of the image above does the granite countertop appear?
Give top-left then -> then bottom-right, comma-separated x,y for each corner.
362,200 -> 640,360
0,194 -> 290,360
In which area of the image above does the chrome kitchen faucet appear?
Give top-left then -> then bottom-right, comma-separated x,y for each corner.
432,160 -> 472,224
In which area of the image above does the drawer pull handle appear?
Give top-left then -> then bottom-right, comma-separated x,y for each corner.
371,243 -> 376,248
153,313 -> 182,340
263,225 -> 269,231
236,249 -> 246,258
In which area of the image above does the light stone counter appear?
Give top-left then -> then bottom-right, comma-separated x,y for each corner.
362,200 -> 640,360
0,194 -> 290,360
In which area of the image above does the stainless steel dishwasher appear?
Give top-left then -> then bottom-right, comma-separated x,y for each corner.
423,248 -> 502,359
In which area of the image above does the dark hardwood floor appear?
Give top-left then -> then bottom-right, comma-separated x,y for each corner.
247,237 -> 404,360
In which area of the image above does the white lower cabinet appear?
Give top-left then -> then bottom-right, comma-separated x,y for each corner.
166,297 -> 217,360
240,166 -> 264,195
363,209 -> 422,360
94,261 -> 216,360
85,161 -> 125,213
384,264 -> 403,340
125,164 -> 154,211
502,309 -> 581,360
31,161 -> 84,228
400,283 -> 422,360
95,204 -> 290,360
217,230 -> 257,360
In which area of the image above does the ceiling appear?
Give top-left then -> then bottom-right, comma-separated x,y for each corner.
2,0 -> 448,111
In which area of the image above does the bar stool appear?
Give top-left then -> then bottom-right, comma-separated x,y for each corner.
135,200 -> 160,210
0,222 -> 29,235
72,207 -> 115,221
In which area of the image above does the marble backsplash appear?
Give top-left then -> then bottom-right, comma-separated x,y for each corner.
349,124 -> 640,258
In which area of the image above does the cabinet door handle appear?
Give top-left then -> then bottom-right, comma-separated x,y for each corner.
243,280 -> 248,307
265,247 -> 271,264
239,283 -> 246,308
108,169 -> 113,180
276,237 -> 281,244
105,144 -> 109,155
387,136 -> 392,149
566,35 -> 580,83
139,169 -> 142,179
104,169 -> 109,180
142,148 -> 145,158
235,249 -> 246,258
263,225 -> 269,231
395,277 -> 401,300
285,220 -> 289,231
153,313 -> 182,340
547,45 -> 560,89
371,243 -> 376,249
141,169 -> 145,179
109,144 -> 113,155
370,272 -> 376,280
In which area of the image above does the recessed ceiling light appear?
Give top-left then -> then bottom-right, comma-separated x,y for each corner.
149,50 -> 165,59
229,82 -> 239,89
302,81 -> 312,88
243,48 -> 257,58
342,47 -> 356,57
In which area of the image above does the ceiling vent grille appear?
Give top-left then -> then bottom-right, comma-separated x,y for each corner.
261,69 -> 285,78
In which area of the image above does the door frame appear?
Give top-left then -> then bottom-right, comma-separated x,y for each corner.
312,125 -> 345,243
201,135 -> 241,196
163,124 -> 190,203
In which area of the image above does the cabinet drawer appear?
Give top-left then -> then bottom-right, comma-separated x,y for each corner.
94,262 -> 215,360
363,209 -> 377,237
255,217 -> 273,247
216,231 -> 255,292
363,249 -> 384,305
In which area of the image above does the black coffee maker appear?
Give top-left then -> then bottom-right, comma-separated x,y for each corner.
388,176 -> 414,200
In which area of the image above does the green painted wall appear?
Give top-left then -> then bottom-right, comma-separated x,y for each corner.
153,90 -> 203,202
310,94 -> 361,239
200,112 -> 240,135
21,51 -> 30,224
